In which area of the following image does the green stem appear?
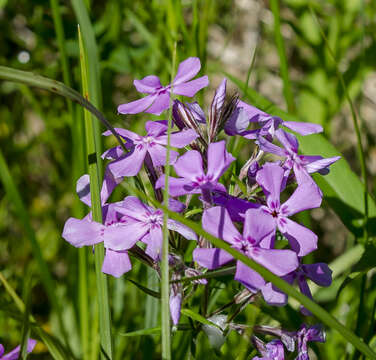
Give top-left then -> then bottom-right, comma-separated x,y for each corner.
161,42 -> 177,360
132,188 -> 376,360
79,26 -> 113,360
270,0 -> 295,113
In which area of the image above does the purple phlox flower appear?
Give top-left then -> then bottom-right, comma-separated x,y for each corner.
193,206 -> 299,293
296,324 -> 325,360
103,120 -> 199,178
212,190 -> 259,222
262,262 -> 332,312
118,57 -> 209,115
256,162 -> 322,256
156,141 -> 235,204
170,273 -> 183,326
225,100 -> 323,140
257,128 -> 340,183
252,337 -> 285,360
63,173 -> 136,278
0,339 -> 36,360
114,196 -> 197,261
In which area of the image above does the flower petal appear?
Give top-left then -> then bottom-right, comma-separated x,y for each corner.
170,292 -> 182,325
102,249 -> 132,278
145,92 -> 171,115
261,283 -> 287,306
62,218 -> 103,247
145,120 -> 168,137
173,57 -> 201,85
256,135 -> 286,157
256,163 -> 284,209
279,218 -> 318,256
234,261 -> 265,292
76,174 -> 91,206
148,144 -> 179,167
156,129 -> 199,147
202,206 -> 242,244
118,94 -> 157,114
243,208 -> 275,245
167,219 -> 197,240
193,248 -> 233,270
133,75 -> 161,94
275,128 -> 299,154
173,76 -> 209,97
108,146 -> 147,177
173,150 -> 204,181
115,196 -> 150,221
207,141 -> 235,181
155,175 -> 198,196
302,263 -> 332,287
282,121 -> 323,135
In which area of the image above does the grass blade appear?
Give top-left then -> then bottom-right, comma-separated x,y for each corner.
20,272 -> 32,359
119,327 -> 161,337
180,309 -> 220,329
78,26 -> 113,360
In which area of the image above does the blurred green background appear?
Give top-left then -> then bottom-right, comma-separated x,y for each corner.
0,0 -> 376,358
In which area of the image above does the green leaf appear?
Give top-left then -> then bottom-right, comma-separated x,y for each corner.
180,309 -> 221,329
118,327 -> 161,337
127,278 -> 161,299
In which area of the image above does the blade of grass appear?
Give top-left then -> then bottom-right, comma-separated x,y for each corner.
270,0 -> 295,113
0,149 -> 72,354
0,272 -> 72,360
78,26 -> 113,360
0,66 -> 127,152
161,42 -> 177,360
20,272 -> 32,359
49,2 -> 89,358
130,186 -> 376,359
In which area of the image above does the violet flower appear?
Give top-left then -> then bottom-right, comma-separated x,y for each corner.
252,337 -> 285,360
104,120 -> 198,178
156,140 -> 235,204
193,206 -> 299,293
114,196 -> 197,261
256,162 -> 322,256
262,262 -> 332,311
296,324 -> 325,360
225,100 -> 323,140
118,57 -> 209,115
257,128 -> 340,183
0,339 -> 36,360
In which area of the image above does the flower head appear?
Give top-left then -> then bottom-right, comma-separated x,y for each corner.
118,57 -> 209,115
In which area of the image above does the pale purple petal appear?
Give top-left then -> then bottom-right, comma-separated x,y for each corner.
168,198 -> 185,213
281,181 -> 322,216
173,76 -> 209,97
155,175 -> 199,196
282,121 -> 323,135
210,78 -> 226,117
0,344 -> 4,357
145,120 -> 168,137
148,143 -> 179,167
302,263 -> 332,287
170,293 -> 182,325
261,283 -> 287,306
202,206 -> 241,244
224,108 -> 249,135
207,141 -> 235,181
102,249 -> 132,278
235,261 -> 265,292
62,218 -> 103,247
256,136 -> 286,157
104,221 -> 148,251
101,168 -> 123,204
275,128 -> 299,154
118,94 -> 157,114
156,129 -> 199,147
279,218 -> 318,256
173,57 -> 201,85
145,92 -> 171,115
237,100 -> 269,121
148,226 -> 163,260
115,196 -> 150,221
101,146 -> 128,161
167,219 -> 197,240
193,248 -> 233,270
212,191 -> 259,222
1,339 -> 36,360
107,146 -> 147,177
186,102 -> 206,123
133,75 -> 162,94
250,248 -> 299,276
173,150 -> 204,181
304,156 -> 341,174
76,174 -> 91,206
103,127 -> 140,141
243,208 -> 276,244
256,163 -> 284,209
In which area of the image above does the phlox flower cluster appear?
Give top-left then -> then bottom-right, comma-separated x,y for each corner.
62,57 -> 339,357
